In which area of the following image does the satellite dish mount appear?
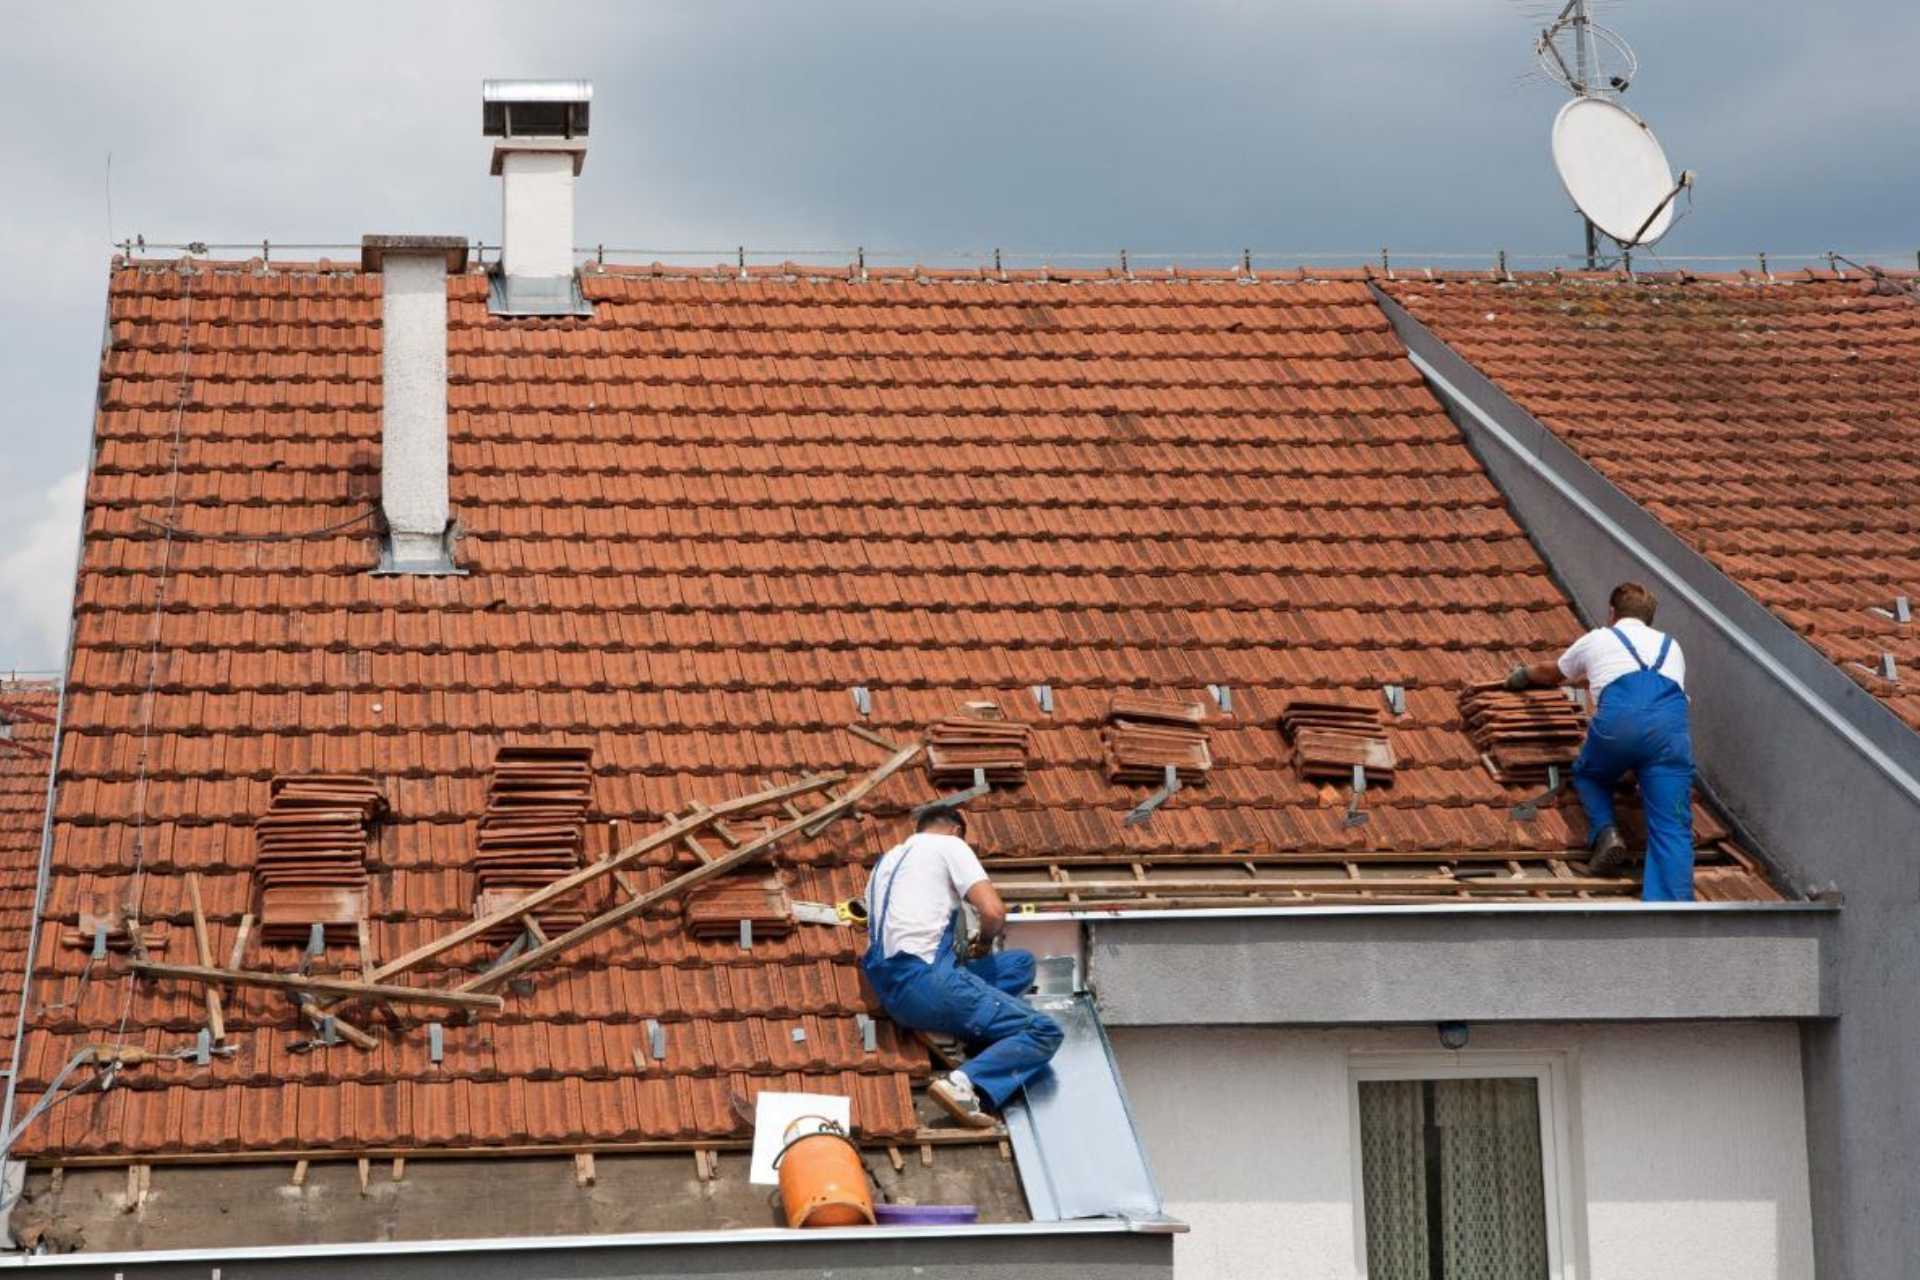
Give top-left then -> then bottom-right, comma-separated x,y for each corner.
1534,0 -> 1695,267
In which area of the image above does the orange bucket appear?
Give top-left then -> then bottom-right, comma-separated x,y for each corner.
774,1118 -> 876,1228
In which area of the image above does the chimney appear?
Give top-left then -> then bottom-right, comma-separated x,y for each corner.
362,235 -> 468,574
483,79 -> 592,316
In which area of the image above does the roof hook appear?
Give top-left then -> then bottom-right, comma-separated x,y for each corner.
1342,763 -> 1370,829
1124,764 -> 1182,828
1511,764 -> 1564,823
915,767 -> 991,820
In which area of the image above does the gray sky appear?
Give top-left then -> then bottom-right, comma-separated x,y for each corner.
2,0 -> 1916,670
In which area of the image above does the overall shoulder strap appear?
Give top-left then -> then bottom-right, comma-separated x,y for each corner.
1608,626 -> 1651,672
1651,634 -> 1674,673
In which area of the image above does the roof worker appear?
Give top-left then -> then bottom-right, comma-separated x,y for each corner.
861,804 -> 1062,1128
1504,580 -> 1695,901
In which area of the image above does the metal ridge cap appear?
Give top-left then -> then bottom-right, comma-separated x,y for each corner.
0,1217 -> 1174,1268
1028,901 -> 1835,923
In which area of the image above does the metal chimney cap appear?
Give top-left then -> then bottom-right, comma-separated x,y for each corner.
482,79 -> 591,138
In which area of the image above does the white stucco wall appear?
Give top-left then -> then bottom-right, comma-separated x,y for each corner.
378,252 -> 449,563
1112,1021 -> 1812,1280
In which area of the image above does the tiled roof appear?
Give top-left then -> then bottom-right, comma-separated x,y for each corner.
14,260 -> 1777,1161
1384,272 -> 1920,728
0,682 -> 56,1074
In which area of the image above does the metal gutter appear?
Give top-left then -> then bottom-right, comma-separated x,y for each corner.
1015,901 -> 1832,924
0,1217 -> 1181,1272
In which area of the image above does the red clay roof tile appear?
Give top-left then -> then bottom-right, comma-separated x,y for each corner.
1387,275 -> 1920,731
15,261 -> 1782,1160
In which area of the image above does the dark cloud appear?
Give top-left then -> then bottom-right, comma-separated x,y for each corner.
2,0 -> 1914,664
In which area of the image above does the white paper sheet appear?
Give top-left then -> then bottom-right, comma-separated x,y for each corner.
748,1090 -> 853,1186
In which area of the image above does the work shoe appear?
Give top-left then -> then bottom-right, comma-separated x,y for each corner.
1588,826 -> 1630,877
928,1075 -> 996,1129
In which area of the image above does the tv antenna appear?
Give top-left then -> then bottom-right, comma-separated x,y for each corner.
1533,0 -> 1694,268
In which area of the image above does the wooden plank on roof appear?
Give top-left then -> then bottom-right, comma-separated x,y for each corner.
457,744 -> 922,994
364,772 -> 844,986
131,961 -> 505,1011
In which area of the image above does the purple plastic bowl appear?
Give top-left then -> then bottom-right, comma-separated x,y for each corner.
873,1203 -> 980,1226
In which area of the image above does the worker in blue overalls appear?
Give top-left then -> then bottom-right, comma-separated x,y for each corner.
1504,581 -> 1695,901
861,805 -> 1062,1127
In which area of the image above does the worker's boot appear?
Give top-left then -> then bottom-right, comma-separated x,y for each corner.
928,1072 -> 996,1130
1587,826 -> 1629,877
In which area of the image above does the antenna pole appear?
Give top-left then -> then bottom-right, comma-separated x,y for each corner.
1584,219 -> 1598,270
1572,0 -> 1594,95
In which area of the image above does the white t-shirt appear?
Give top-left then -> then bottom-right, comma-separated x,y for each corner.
1558,618 -> 1687,705
865,832 -> 989,964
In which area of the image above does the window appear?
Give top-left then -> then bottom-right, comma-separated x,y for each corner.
1351,1054 -> 1578,1280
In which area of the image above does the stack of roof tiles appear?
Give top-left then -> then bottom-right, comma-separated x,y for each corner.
1457,684 -> 1589,786
1103,694 -> 1213,785
1384,274 -> 1920,729
6,259 -> 1789,1163
253,774 -> 383,945
684,874 -> 796,942
0,683 -> 57,1077
1280,700 -> 1395,786
474,745 -> 594,943
926,709 -> 1033,787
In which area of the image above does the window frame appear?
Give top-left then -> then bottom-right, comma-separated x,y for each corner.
1348,1051 -> 1582,1280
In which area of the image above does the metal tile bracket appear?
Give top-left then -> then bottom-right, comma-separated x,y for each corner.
790,1027 -> 807,1043
1868,596 -> 1911,623
1124,764 -> 1182,827
916,767 -> 991,818
1031,684 -> 1054,715
428,1022 -> 445,1065
486,932 -> 530,971
194,1028 -> 212,1066
1382,684 -> 1407,717
739,919 -> 753,951
300,923 -> 326,975
855,1013 -> 877,1053
646,1019 -> 667,1060
1342,764 -> 1370,828
851,686 -> 872,717
320,1016 -> 339,1047
91,925 -> 108,960
1511,764 -> 1564,822
1207,684 -> 1233,714
1882,653 -> 1900,681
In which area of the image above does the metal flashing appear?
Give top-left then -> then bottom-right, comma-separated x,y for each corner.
373,528 -> 465,577
485,268 -> 593,318
0,1218 -> 1178,1276
1012,900 -> 1834,924
1002,993 -> 1164,1222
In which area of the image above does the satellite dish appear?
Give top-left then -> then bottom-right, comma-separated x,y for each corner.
1551,96 -> 1682,247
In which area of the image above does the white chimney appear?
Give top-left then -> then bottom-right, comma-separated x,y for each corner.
362,235 -> 468,574
483,79 -> 591,316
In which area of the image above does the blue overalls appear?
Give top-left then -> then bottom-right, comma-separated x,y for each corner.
860,853 -> 1063,1110
1570,626 -> 1696,902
